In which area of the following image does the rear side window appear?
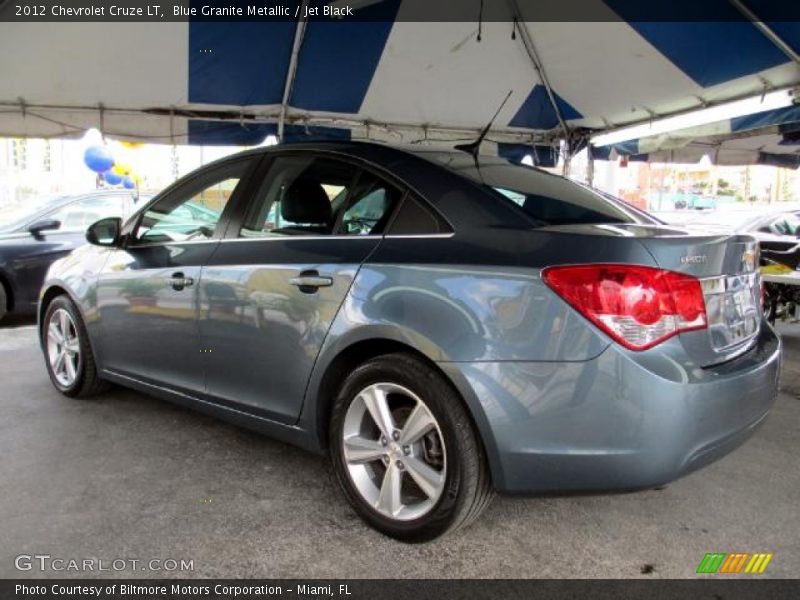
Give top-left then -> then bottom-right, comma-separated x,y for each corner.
422,153 -> 640,227
388,194 -> 449,235
337,172 -> 402,236
238,156 -> 400,238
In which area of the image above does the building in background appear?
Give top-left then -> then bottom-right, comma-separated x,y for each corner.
565,147 -> 799,212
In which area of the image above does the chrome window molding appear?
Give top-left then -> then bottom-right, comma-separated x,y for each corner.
123,231 -> 455,249
215,232 -> 455,243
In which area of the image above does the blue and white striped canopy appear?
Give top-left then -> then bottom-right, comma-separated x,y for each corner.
1,3 -> 798,165
593,105 -> 800,167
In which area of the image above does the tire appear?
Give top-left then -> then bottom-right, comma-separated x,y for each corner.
329,352 -> 494,542
41,295 -> 109,398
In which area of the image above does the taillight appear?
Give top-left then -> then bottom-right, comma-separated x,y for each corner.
542,264 -> 707,351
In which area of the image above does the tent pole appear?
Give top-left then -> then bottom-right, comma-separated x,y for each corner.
278,0 -> 309,143
506,0 -> 570,141
562,141 -> 571,177
586,147 -> 595,187
729,0 -> 800,66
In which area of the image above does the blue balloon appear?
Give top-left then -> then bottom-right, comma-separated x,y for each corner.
104,170 -> 122,185
84,145 -> 115,173
122,176 -> 135,189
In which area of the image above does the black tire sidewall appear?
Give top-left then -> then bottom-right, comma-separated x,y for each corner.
42,296 -> 88,397
329,355 -> 472,542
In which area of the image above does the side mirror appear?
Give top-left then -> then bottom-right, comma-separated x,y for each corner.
28,218 -> 61,239
86,217 -> 122,247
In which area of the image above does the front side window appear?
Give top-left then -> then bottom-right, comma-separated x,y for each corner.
136,160 -> 248,243
46,194 -> 131,232
239,156 -> 400,238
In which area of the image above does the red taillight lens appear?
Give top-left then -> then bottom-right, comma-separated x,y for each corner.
542,264 -> 707,351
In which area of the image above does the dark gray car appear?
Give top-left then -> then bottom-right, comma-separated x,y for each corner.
0,190 -> 142,320
38,143 -> 780,542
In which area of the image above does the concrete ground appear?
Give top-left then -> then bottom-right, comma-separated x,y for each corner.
0,315 -> 798,579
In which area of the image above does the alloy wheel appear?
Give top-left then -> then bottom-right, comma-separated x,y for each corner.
341,382 -> 447,521
47,308 -> 81,387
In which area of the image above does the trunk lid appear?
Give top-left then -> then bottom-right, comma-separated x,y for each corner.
540,223 -> 761,366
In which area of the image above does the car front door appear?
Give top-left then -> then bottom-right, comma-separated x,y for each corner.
95,157 -> 259,393
199,153 -> 403,423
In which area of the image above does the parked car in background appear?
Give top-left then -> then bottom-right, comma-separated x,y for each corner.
38,143 -> 779,541
654,205 -> 800,321
734,208 -> 800,321
0,190 -> 145,320
735,209 -> 800,249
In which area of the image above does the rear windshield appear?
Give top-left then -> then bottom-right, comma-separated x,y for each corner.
418,152 -> 643,227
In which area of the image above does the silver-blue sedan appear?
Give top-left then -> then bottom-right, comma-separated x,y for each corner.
38,142 -> 779,542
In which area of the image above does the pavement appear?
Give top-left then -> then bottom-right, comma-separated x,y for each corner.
0,315 -> 798,579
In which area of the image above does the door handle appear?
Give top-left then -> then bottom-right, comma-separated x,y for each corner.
168,272 -> 194,291
290,271 -> 333,293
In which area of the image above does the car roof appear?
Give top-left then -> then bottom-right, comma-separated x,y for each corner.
233,140 -> 501,168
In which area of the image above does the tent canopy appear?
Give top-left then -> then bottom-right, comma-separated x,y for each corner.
1,1 -> 799,165
592,105 -> 800,167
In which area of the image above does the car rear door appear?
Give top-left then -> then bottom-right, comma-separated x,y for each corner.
199,152 -> 403,424
94,157 -> 260,394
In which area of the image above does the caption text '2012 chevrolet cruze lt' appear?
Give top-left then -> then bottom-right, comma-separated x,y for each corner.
38,142 -> 780,542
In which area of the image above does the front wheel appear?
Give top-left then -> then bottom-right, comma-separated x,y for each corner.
42,295 -> 109,398
329,353 -> 493,542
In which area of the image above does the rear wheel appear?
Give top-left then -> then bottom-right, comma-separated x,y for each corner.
42,295 -> 108,398
329,353 -> 493,542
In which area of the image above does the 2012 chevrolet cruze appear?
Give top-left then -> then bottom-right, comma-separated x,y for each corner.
39,142 -> 780,542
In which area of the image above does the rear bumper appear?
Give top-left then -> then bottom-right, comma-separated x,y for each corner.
442,323 -> 781,494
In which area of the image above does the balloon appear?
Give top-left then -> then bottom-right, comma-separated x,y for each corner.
112,163 -> 132,176
84,145 -> 114,173
120,141 -> 144,149
122,177 -> 136,189
104,170 -> 123,185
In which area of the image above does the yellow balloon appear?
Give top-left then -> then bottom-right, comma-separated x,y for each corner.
120,141 -> 144,149
112,163 -> 132,176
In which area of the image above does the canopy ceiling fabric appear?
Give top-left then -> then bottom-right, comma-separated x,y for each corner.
592,105 -> 800,167
1,1 -> 799,167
